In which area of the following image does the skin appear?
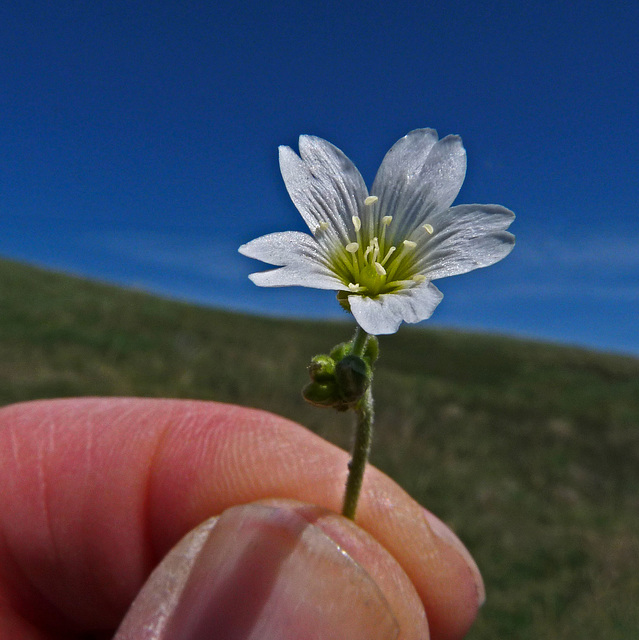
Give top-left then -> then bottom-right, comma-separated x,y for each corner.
0,398 -> 484,640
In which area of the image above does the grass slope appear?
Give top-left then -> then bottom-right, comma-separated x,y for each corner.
1,257 -> 638,639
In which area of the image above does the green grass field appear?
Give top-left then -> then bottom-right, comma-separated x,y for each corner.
1,257 -> 638,639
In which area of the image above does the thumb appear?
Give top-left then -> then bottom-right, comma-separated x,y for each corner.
114,502 -> 425,640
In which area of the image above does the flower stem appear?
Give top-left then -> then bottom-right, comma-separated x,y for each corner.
350,326 -> 369,357
342,385 -> 374,520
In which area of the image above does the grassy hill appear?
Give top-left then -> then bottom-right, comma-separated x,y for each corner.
1,257 -> 638,639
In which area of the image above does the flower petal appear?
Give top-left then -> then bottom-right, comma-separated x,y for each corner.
416,204 -> 515,280
240,231 -> 347,290
279,136 -> 368,243
239,231 -> 321,266
249,263 -> 348,290
371,128 -> 439,195
371,130 -> 467,242
349,282 -> 444,335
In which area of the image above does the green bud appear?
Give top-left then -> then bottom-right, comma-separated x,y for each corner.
330,341 -> 351,362
308,354 -> 336,383
335,354 -> 370,404
302,381 -> 340,408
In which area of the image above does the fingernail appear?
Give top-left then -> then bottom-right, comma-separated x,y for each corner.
423,509 -> 486,606
115,504 -> 398,640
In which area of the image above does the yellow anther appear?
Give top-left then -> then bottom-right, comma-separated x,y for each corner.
345,242 -> 359,253
423,223 -> 434,234
314,221 -> 329,235
364,195 -> 378,206
403,240 -> 417,250
412,274 -> 427,283
348,282 -> 362,291
382,216 -> 393,226
352,216 -> 362,232
374,262 -> 387,276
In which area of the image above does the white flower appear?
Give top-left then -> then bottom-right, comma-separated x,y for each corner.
239,128 -> 515,335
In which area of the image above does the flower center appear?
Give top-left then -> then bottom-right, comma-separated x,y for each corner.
321,196 -> 433,297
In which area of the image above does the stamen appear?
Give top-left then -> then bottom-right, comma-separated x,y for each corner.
314,221 -> 329,235
374,262 -> 386,276
380,216 -> 392,250
380,245 -> 396,266
423,223 -> 434,234
364,195 -> 378,206
348,282 -> 363,292
345,242 -> 360,275
352,216 -> 362,232
385,240 -> 417,282
412,274 -> 427,283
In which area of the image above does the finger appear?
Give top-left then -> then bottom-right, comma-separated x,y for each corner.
0,398 -> 483,640
115,501 -> 428,640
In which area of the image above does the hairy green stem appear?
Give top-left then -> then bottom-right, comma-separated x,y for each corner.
342,380 -> 374,520
350,326 -> 369,357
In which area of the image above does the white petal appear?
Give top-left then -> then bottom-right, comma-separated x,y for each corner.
239,231 -> 320,266
371,130 -> 467,242
279,136 -> 368,243
371,129 -> 439,195
416,204 -> 515,280
349,282 -> 443,335
240,230 -> 347,290
249,262 -> 348,290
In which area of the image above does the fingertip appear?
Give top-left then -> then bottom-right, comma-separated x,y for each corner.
115,503 -> 415,640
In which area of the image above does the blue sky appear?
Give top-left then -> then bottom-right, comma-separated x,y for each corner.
1,1 -> 638,355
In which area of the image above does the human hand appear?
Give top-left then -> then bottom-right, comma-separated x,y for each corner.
0,398 -> 484,639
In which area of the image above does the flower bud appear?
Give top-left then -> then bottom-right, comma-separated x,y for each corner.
302,381 -> 341,408
329,342 -> 351,363
308,354 -> 336,383
335,355 -> 370,404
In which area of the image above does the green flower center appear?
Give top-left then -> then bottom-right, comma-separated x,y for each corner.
318,196 -> 432,297
358,263 -> 386,295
